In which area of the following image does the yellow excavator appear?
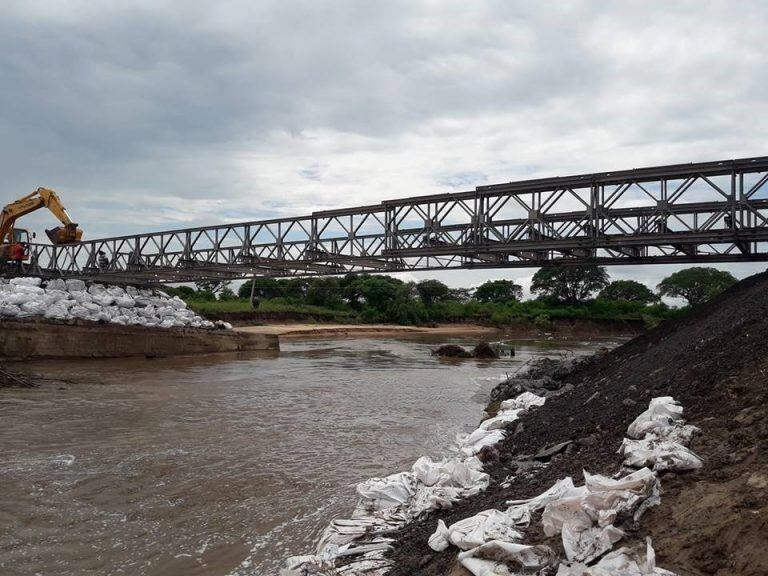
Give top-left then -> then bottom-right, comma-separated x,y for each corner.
0,187 -> 83,262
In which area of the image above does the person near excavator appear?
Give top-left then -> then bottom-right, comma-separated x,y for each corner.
10,241 -> 25,272
97,250 -> 109,271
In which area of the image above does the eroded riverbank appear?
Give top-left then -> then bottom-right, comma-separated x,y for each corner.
0,336 -> 620,576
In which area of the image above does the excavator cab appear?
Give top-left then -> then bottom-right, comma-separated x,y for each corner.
11,228 -> 30,245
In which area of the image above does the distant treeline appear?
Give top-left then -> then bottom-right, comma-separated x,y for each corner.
163,265 -> 737,327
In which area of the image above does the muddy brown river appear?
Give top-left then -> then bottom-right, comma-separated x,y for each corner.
0,336 -> 618,575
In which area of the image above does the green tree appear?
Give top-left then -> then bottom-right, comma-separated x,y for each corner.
531,265 -> 609,304
281,278 -> 311,300
194,279 -> 231,295
599,280 -> 658,304
218,286 -> 238,301
415,279 -> 449,307
474,279 -> 523,303
165,285 -> 197,300
657,267 -> 737,306
306,277 -> 343,308
238,278 -> 286,301
340,273 -> 368,309
352,275 -> 404,311
447,287 -> 473,303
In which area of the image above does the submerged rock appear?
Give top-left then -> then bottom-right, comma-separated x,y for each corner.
473,342 -> 499,359
433,344 -> 473,358
434,341 -> 514,360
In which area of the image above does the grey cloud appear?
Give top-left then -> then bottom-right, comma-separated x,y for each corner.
2,0 -> 768,279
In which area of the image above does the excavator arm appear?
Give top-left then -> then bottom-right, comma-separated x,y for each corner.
0,187 -> 83,245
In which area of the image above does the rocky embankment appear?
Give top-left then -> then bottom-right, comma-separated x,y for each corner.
283,270 -> 768,575
387,271 -> 768,575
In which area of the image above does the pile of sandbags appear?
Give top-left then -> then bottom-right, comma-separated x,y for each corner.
428,396 -> 701,576
0,277 -> 231,331
281,389 -> 550,576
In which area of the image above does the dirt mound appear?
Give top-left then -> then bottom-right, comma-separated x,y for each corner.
388,270 -> 768,576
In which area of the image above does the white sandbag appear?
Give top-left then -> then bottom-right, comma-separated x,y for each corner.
651,424 -> 700,446
627,397 -> 684,439
357,472 -> 416,510
459,428 -> 505,457
156,305 -> 175,317
92,294 -> 115,306
12,284 -> 45,296
428,520 -> 451,552
137,305 -> 156,319
43,303 -> 70,320
0,284 -> 13,294
542,468 -> 659,563
107,286 -> 126,297
563,524 -> 624,565
20,300 -> 46,316
69,305 -> 92,320
620,438 -> 703,472
0,304 -> 20,317
170,296 -> 187,310
507,477 -> 583,511
10,277 -> 42,287
411,456 -> 489,492
556,538 -> 676,576
65,279 -> 87,292
458,541 -> 557,576
478,408 -> 523,431
114,295 -> 136,308
5,292 -> 34,306
87,284 -> 107,295
279,555 -> 329,576
45,279 -> 67,291
42,290 -> 71,306
410,486 -> 464,516
69,290 -> 93,304
499,391 -> 546,411
444,509 -> 525,550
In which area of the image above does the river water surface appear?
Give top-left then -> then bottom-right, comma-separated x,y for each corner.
0,335 -> 618,575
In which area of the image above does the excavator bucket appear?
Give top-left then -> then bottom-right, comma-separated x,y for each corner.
45,224 -> 83,245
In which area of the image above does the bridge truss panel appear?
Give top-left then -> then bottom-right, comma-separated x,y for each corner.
16,156 -> 768,284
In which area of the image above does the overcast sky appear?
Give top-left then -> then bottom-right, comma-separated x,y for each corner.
3,1 -> 768,294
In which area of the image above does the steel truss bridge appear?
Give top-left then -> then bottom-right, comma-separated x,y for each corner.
18,155 -> 768,284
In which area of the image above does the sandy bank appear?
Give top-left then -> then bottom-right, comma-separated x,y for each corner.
236,318 -> 642,341
236,323 -> 498,340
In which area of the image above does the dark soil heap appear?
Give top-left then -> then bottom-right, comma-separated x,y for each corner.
388,271 -> 768,576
